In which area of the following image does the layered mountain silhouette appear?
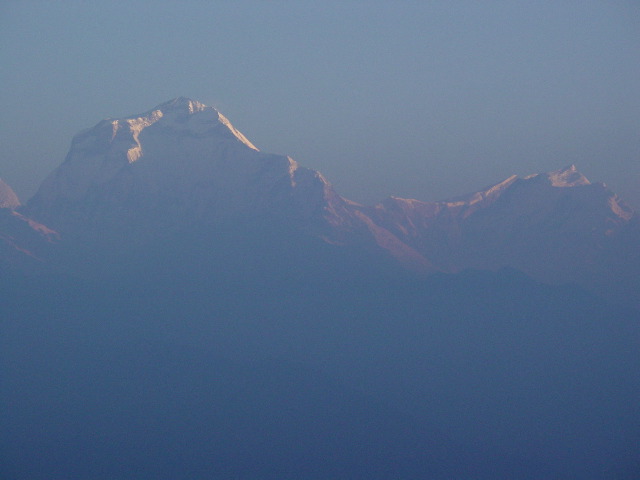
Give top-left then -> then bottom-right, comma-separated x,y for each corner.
3,97 -> 638,306
2,99 -> 639,479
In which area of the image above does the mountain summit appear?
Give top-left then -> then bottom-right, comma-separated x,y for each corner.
543,164 -> 591,187
27,98 -> 342,231
28,97 -> 265,217
23,99 -> 433,272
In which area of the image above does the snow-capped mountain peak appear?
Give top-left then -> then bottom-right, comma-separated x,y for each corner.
148,97 -> 257,150
108,97 -> 259,156
26,98 -> 352,245
27,99 -> 269,212
543,164 -> 591,187
154,96 -> 207,114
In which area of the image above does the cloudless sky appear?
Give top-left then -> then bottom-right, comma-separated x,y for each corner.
1,1 -> 639,207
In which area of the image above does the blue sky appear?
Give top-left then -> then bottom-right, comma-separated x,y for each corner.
1,1 -> 639,207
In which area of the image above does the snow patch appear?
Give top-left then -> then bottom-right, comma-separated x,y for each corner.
217,112 -> 259,151
608,196 -> 634,221
547,165 -> 591,187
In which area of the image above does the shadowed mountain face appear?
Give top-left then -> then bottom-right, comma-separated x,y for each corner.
1,265 -> 639,480
1,99 -> 639,479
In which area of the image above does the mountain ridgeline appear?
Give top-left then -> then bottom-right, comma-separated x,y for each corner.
4,97 -> 638,304
1,98 -> 639,479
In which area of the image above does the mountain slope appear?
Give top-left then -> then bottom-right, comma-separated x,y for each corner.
27,97 -> 336,228
24,97 -> 428,272
361,165 -> 638,305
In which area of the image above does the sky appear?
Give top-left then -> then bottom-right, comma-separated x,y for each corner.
1,1 -> 639,208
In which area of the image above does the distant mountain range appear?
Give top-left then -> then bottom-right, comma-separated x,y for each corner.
2,98 -> 639,479
2,97 -> 638,306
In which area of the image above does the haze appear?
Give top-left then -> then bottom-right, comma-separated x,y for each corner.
2,6 -> 640,476
1,1 -> 639,207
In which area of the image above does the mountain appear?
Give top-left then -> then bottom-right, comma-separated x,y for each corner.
19,98 -> 639,305
24,97 -> 430,274
360,164 -> 639,306
27,97 -> 327,226
2,98 -> 640,479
